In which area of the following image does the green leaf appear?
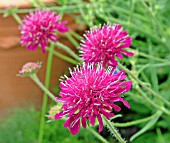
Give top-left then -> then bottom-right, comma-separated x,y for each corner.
130,111 -> 162,141
132,132 -> 156,143
156,128 -> 166,143
157,119 -> 170,129
128,100 -> 152,114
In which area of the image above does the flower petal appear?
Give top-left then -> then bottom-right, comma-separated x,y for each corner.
97,115 -> 103,132
82,115 -> 87,129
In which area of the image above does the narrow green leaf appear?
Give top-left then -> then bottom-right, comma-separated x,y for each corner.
130,111 -> 162,141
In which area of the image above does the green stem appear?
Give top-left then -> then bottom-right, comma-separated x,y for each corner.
38,43 -> 55,143
112,112 -> 157,127
30,0 -> 40,8
118,63 -> 170,108
70,30 -> 81,40
137,63 -> 150,74
136,87 -> 170,116
103,116 -> 126,143
65,33 -> 80,49
129,0 -> 135,23
146,62 -> 170,67
136,62 -> 170,68
140,72 -> 150,83
0,3 -> 88,14
30,74 -> 55,99
87,127 -> 110,143
110,114 -> 122,120
46,48 -> 78,65
12,13 -> 22,24
130,110 -> 162,141
93,115 -> 122,127
138,52 -> 168,62
55,42 -> 82,62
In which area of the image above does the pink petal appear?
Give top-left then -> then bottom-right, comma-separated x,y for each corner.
55,111 -> 68,119
100,109 -> 114,119
82,115 -> 87,129
69,119 -> 81,135
121,50 -> 134,57
111,104 -> 121,112
89,115 -> 96,126
97,115 -> 103,132
120,98 -> 130,108
116,53 -> 123,59
56,21 -> 69,33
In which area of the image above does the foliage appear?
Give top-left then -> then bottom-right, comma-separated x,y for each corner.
0,107 -> 39,143
0,107 -> 101,143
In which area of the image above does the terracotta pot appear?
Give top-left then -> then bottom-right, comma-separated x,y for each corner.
0,0 -> 86,114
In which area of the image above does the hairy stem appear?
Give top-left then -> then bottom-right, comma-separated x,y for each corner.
30,74 -> 55,99
103,116 -> 126,143
87,127 -> 110,143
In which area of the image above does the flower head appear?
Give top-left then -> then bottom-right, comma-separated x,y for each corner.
19,9 -> 68,53
48,105 -> 62,120
18,61 -> 42,76
80,24 -> 133,68
55,63 -> 132,135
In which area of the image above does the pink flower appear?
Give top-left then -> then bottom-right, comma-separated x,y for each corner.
80,24 -> 133,68
55,63 -> 132,135
19,9 -> 68,53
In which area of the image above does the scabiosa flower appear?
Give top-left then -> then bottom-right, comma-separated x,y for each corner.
80,24 -> 134,68
55,63 -> 132,135
19,9 -> 68,53
18,61 -> 42,76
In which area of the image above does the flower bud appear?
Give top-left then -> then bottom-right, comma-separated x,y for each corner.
18,62 -> 42,77
48,105 -> 62,120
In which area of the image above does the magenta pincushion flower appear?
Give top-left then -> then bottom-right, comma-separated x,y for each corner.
55,63 -> 132,135
80,24 -> 134,68
19,9 -> 68,53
